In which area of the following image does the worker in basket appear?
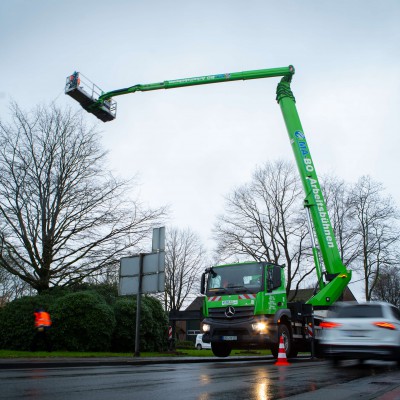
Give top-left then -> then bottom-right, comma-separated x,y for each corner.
69,71 -> 80,88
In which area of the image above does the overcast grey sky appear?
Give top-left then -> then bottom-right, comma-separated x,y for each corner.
1,1 -> 399,297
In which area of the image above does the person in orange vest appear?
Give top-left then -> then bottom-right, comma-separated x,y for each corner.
31,307 -> 52,352
69,71 -> 80,88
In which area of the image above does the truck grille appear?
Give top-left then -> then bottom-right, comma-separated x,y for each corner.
208,306 -> 254,320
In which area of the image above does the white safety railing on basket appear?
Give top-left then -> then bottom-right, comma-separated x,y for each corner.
65,72 -> 117,117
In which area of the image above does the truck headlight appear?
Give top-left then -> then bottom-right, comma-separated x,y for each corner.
252,322 -> 267,333
202,324 -> 210,332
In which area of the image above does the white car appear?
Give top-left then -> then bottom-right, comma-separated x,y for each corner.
195,334 -> 211,350
320,301 -> 400,366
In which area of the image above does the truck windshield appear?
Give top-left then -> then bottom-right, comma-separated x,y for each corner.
207,263 -> 264,294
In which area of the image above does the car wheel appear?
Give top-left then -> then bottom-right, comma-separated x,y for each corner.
196,344 -> 202,350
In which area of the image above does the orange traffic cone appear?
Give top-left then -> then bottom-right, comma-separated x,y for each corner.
274,335 -> 290,366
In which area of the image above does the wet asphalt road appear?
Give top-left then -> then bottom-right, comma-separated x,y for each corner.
1,358 -> 399,400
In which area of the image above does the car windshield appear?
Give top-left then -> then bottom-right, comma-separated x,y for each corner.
207,263 -> 263,294
336,304 -> 384,318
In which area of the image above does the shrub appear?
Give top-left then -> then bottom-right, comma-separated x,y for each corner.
0,295 -> 55,351
112,297 -> 136,352
176,340 -> 194,350
112,296 -> 168,352
140,296 -> 168,351
51,291 -> 115,351
0,286 -> 168,353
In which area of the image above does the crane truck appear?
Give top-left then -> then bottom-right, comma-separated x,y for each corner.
65,65 -> 352,358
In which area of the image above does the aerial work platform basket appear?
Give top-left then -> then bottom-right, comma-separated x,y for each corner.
65,72 -> 117,122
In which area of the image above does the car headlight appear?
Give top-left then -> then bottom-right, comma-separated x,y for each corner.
202,324 -> 211,332
252,321 -> 267,333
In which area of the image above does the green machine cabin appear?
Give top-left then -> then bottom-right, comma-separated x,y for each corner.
65,65 -> 352,358
200,262 -> 314,358
200,261 -> 289,357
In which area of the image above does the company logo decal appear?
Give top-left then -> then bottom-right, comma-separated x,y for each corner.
222,300 -> 238,306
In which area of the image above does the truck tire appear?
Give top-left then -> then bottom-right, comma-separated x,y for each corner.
211,342 -> 232,357
196,344 -> 202,350
271,324 -> 292,359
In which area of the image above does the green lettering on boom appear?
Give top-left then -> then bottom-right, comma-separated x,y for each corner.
309,178 -> 335,248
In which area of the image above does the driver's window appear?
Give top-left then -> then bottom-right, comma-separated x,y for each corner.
244,275 -> 261,286
209,275 -> 222,289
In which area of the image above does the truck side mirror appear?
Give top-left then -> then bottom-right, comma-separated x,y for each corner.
267,266 -> 282,291
272,266 -> 282,289
200,273 -> 206,295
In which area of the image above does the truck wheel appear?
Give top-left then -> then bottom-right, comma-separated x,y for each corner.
196,344 -> 202,350
271,324 -> 292,359
211,342 -> 232,357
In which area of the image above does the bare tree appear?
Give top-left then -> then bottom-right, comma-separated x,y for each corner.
371,264 -> 400,307
162,227 -> 206,312
321,174 -> 358,266
0,266 -> 32,305
349,176 -> 399,300
213,160 -> 313,298
0,102 -> 166,293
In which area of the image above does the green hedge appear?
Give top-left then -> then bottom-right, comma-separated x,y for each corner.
0,286 -> 168,352
51,291 -> 115,352
112,297 -> 136,352
176,340 -> 195,349
0,295 -> 55,351
138,296 -> 169,352
112,296 -> 168,352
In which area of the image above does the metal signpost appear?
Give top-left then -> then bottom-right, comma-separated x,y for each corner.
118,227 -> 166,356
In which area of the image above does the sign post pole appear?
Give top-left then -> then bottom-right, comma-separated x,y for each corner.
118,227 -> 166,357
134,253 -> 144,357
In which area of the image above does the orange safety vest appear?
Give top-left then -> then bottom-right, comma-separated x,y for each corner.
34,311 -> 52,328
69,74 -> 80,86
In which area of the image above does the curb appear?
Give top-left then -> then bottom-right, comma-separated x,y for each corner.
0,355 -> 274,370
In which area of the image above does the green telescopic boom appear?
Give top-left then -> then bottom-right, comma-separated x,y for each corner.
65,66 -> 294,121
276,78 -> 351,306
98,66 -> 294,102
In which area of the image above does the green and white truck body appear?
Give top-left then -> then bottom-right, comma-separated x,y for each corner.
200,262 -> 315,358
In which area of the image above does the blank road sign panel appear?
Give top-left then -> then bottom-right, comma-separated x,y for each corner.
120,252 -> 165,276
119,276 -> 139,296
120,257 -> 140,276
143,252 -> 165,274
119,272 -> 165,295
142,272 -> 165,293
118,251 -> 165,295
152,227 -> 165,252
